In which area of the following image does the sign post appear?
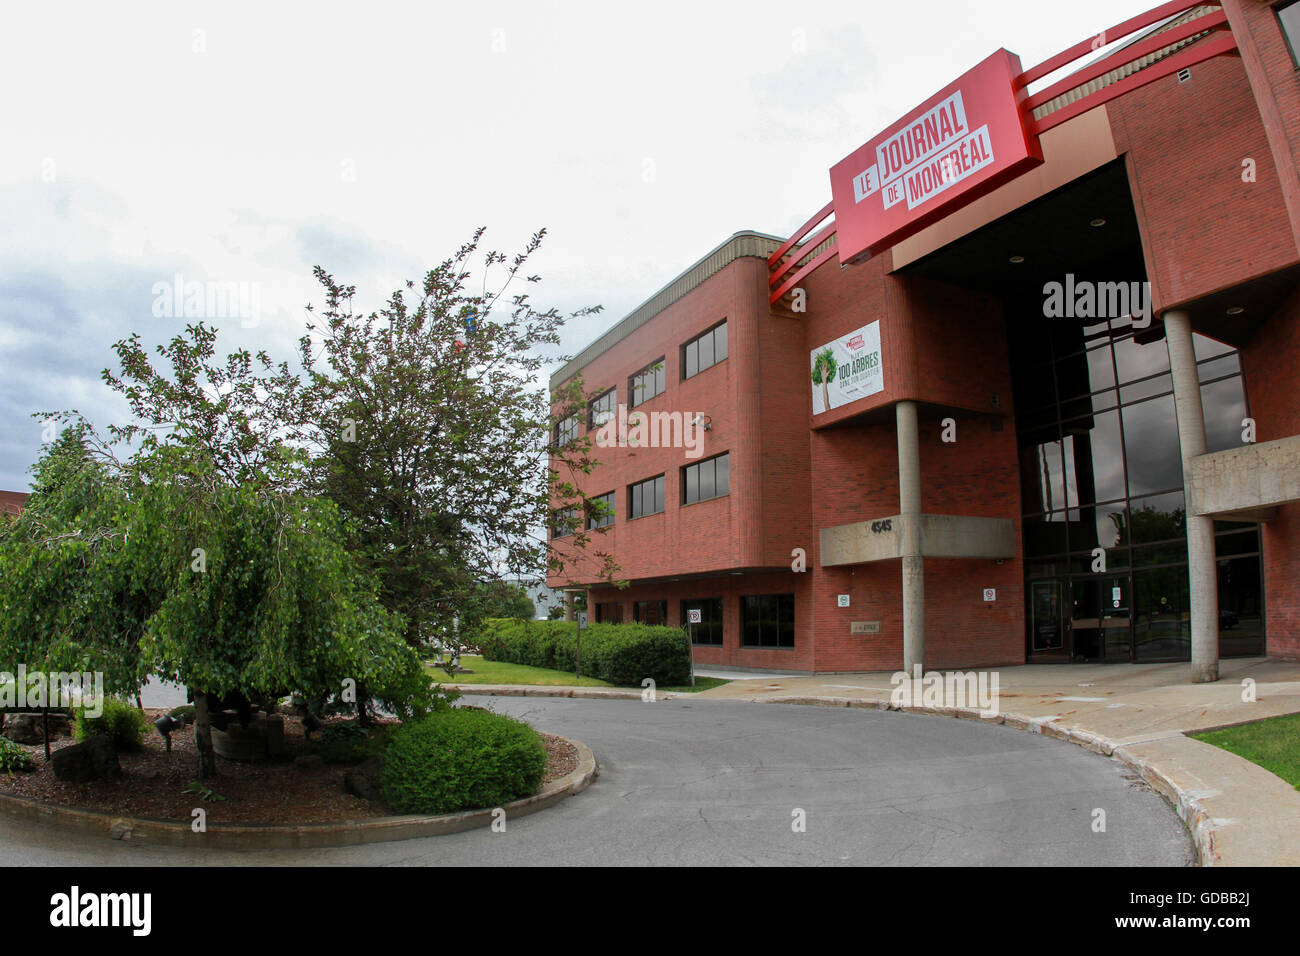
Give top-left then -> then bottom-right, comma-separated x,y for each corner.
576,611 -> 587,681
686,608 -> 702,687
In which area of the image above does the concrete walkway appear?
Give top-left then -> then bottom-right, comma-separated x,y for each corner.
452,657 -> 1300,866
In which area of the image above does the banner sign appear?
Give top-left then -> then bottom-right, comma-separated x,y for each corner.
811,321 -> 883,415
829,49 -> 1042,264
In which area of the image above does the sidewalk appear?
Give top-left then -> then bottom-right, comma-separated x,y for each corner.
453,657 -> 1300,866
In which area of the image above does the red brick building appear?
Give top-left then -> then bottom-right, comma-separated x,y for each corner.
549,1 -> 1300,678
0,491 -> 27,519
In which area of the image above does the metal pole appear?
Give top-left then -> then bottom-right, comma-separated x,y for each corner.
688,622 -> 696,687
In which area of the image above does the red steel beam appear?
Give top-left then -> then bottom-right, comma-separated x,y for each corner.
1023,9 -> 1228,113
768,201 -> 833,268
1030,30 -> 1238,136
1016,0 -> 1204,88
769,243 -> 839,306
769,220 -> 838,287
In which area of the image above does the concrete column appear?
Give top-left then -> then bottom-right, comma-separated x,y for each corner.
897,401 -> 925,672
1164,309 -> 1220,683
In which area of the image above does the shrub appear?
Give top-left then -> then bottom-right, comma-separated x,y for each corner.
379,708 -> 547,815
0,737 -> 35,773
169,704 -> 196,724
301,720 -> 395,765
473,618 -> 692,686
74,697 -> 147,752
322,720 -> 367,744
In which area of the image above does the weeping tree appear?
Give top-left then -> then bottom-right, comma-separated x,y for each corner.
0,431 -> 434,778
0,428 -> 146,724
126,447 -> 433,777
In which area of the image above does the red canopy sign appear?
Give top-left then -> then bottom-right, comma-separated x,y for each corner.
829,49 -> 1043,264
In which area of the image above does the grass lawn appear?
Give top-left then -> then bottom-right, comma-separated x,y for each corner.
427,656 -> 611,687
425,656 -> 729,693
1192,712 -> 1300,789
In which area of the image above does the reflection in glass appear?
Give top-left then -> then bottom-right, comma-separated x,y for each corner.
1193,332 -> 1234,361
1133,567 -> 1189,661
1122,395 -> 1182,496
1113,333 -> 1170,384
1202,377 -> 1249,454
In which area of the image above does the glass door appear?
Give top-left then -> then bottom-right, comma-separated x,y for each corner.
1101,573 -> 1133,661
1068,573 -> 1133,662
1029,580 -> 1066,659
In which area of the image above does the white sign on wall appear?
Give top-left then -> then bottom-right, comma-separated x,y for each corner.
837,594 -> 851,607
811,320 -> 884,414
983,588 -> 996,602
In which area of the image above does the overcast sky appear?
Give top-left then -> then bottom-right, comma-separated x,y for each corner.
0,0 -> 1157,491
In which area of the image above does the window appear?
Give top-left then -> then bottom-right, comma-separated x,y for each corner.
629,474 -> 665,519
588,388 -> 616,429
634,600 -> 668,626
551,505 -> 580,539
681,597 -> 723,646
595,602 -> 623,624
682,453 -> 729,505
586,491 -> 615,530
682,320 -> 728,379
553,413 -> 579,447
741,594 -> 795,648
1279,1 -> 1300,68
629,358 -> 666,407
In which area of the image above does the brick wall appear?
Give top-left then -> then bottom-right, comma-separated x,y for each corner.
1240,284 -> 1300,660
1108,49 -> 1297,313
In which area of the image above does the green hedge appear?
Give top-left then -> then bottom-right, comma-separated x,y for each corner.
471,618 -> 692,686
379,708 -> 547,815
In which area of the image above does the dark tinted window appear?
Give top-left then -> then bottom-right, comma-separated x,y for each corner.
741,594 -> 795,648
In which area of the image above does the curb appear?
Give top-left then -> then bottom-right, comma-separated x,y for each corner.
747,693 -> 1221,865
0,735 -> 597,850
449,684 -> 650,701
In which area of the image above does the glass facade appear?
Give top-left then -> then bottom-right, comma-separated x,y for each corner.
1010,314 -> 1263,662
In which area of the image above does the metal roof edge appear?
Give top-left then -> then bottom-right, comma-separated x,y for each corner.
550,230 -> 784,389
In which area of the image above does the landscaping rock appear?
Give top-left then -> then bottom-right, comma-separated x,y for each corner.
2,712 -> 71,744
343,756 -> 384,801
51,736 -> 122,783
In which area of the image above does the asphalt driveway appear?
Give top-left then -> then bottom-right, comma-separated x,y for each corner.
0,697 -> 1194,866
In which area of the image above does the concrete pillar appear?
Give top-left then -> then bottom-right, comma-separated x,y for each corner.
1164,309 -> 1220,683
897,401 -> 925,672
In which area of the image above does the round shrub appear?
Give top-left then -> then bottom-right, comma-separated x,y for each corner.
379,708 -> 547,815
74,697 -> 147,752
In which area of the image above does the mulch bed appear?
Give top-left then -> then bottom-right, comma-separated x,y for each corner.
0,709 -> 578,826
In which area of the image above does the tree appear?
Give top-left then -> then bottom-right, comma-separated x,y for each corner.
479,581 -> 535,620
298,228 -> 619,651
811,347 -> 837,411
7,228 -> 618,773
0,435 -> 433,779
0,428 -> 144,703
